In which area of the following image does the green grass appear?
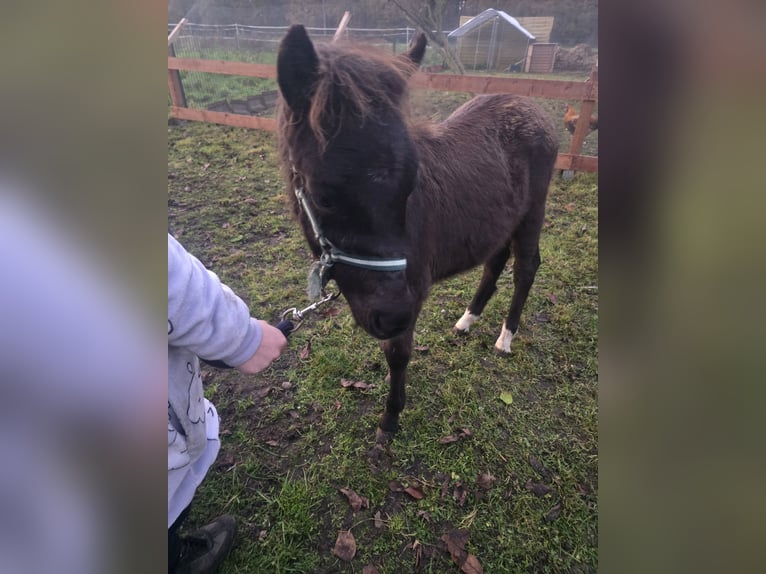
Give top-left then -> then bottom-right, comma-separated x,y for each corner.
168,114 -> 597,572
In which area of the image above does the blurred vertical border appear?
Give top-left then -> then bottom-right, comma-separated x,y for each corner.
1,1 -> 167,573
601,0 -> 766,572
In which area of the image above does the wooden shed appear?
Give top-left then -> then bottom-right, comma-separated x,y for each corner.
516,17 -> 555,44
526,43 -> 558,73
448,9 -> 535,72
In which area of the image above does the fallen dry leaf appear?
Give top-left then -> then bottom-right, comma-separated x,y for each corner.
441,529 -> 483,574
388,480 -> 404,493
442,529 -> 469,554
333,530 -> 356,561
374,510 -> 384,529
439,434 -> 461,444
334,399 -> 342,410
412,539 -> 423,569
215,451 -> 235,470
525,480 -> 552,497
528,454 -> 552,480
439,428 -> 472,445
340,378 -> 375,390
404,485 -> 425,500
460,553 -> 484,574
339,487 -> 369,512
299,341 -> 311,360
414,345 -> 429,352
477,473 -> 496,491
264,439 -> 280,447
362,566 -> 379,574
544,502 -> 562,522
453,483 -> 468,506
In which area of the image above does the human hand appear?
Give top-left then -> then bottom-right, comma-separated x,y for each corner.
236,320 -> 287,375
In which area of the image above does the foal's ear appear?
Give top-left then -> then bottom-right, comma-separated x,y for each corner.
398,32 -> 427,71
277,25 -> 319,114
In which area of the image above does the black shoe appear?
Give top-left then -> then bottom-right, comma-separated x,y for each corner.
174,515 -> 237,574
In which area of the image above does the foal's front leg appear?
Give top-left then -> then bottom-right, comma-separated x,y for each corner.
453,244 -> 511,333
376,327 -> 414,443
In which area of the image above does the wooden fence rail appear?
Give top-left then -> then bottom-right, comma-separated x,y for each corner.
167,57 -> 598,172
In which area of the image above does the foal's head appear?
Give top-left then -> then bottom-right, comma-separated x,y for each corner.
277,26 -> 427,339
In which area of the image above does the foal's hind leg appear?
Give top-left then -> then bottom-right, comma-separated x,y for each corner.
496,227 -> 542,353
453,244 -> 511,333
376,327 -> 414,443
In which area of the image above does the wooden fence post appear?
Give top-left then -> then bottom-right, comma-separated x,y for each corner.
168,19 -> 188,109
567,65 -> 598,158
333,12 -> 351,42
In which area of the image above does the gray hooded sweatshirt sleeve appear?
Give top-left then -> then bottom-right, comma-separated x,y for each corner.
167,233 -> 262,526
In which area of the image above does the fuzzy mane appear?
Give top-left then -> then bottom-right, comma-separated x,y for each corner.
278,42 -> 418,151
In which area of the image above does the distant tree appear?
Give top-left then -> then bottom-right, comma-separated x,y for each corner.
353,0 -> 408,28
388,0 -> 466,73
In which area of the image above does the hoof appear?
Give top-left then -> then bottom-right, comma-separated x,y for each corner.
493,323 -> 515,354
493,345 -> 511,356
375,427 -> 396,444
451,326 -> 470,336
454,310 -> 480,333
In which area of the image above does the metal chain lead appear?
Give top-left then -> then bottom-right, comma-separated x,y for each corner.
280,290 -> 340,331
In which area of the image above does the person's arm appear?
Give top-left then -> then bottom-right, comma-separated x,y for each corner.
167,234 -> 285,372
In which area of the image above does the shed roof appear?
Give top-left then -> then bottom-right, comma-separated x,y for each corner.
448,8 -> 535,40
516,16 -> 555,43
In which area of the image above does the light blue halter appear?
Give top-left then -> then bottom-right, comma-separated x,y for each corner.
293,184 -> 408,275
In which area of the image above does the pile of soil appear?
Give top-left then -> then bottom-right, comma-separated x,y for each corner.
555,44 -> 597,72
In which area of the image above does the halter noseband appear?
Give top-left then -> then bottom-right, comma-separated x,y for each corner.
292,173 -> 407,294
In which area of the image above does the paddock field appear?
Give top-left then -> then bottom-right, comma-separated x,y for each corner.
168,97 -> 597,571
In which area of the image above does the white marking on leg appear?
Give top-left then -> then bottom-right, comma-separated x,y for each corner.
494,321 -> 515,353
454,309 -> 480,332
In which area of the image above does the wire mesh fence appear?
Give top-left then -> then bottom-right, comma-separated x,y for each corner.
168,22 -> 420,58
167,22 -> 423,114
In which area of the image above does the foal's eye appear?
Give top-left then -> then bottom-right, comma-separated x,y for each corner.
367,168 -> 389,184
